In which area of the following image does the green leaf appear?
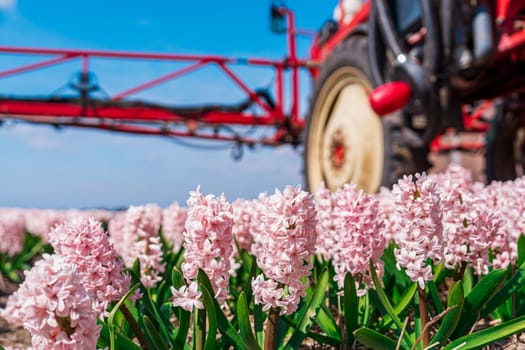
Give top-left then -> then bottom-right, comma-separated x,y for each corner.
427,280 -> 444,314
197,269 -> 247,350
254,302 -> 265,348
518,234 -> 525,267
480,263 -> 524,319
463,268 -> 473,296
381,247 -> 410,290
369,261 -> 412,348
282,315 -> 341,347
173,306 -> 191,348
360,292 -> 370,326
453,268 -> 507,337
143,315 -> 169,350
343,272 -> 358,347
432,281 -> 464,346
317,304 -> 341,341
238,292 -> 261,350
108,283 -> 140,350
172,267 -> 186,289
98,322 -> 141,350
444,314 -> 525,350
284,268 -> 329,349
353,327 -> 400,350
130,258 -> 141,283
141,288 -> 173,344
381,283 -> 417,329
201,286 -> 218,350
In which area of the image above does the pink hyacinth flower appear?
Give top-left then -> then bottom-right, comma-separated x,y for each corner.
392,173 -> 443,289
251,185 -> 317,315
179,186 -> 234,306
331,183 -> 386,296
162,202 -> 188,253
2,254 -> 100,349
49,217 -> 130,317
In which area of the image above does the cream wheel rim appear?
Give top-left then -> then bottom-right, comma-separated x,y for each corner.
307,66 -> 384,193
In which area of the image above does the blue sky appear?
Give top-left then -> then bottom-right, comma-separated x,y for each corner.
0,0 -> 336,209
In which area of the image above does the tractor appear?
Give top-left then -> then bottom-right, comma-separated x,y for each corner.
1,1 -> 525,195
303,0 -> 525,194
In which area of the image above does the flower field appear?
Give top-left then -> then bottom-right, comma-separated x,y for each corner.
1,164 -> 525,349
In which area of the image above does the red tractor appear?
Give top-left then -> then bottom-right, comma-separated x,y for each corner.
1,1 -> 525,194
304,0 -> 525,194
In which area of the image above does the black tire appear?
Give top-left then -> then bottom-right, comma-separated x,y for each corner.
485,101 -> 525,182
304,35 -> 422,194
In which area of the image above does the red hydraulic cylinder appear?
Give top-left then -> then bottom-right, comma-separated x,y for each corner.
369,82 -> 412,116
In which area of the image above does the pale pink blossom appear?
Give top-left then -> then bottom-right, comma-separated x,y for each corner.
377,187 -> 399,243
107,211 -> 126,257
162,202 -> 188,253
392,173 -> 443,289
251,185 -> 317,315
430,165 -> 500,274
482,178 -> 525,269
232,198 -> 255,252
180,187 -> 234,305
0,209 -> 26,256
170,281 -> 203,311
2,254 -> 100,349
251,275 -> 284,311
313,183 -> 339,261
332,183 -> 386,296
118,204 -> 165,288
49,217 -> 130,317
23,209 -> 64,242
249,193 -> 269,259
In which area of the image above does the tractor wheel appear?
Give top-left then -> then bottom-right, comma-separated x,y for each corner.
485,101 -> 525,182
304,36 -> 417,193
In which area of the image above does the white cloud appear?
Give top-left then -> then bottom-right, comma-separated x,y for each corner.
0,0 -> 15,11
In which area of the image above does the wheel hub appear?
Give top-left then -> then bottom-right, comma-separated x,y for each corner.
330,130 -> 346,168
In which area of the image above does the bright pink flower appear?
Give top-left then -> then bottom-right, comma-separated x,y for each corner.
2,254 -> 100,349
251,185 -> 317,315
392,173 -> 443,289
49,217 -> 130,317
162,202 -> 188,253
170,282 -> 203,312
180,187 -> 234,305
331,183 -> 386,296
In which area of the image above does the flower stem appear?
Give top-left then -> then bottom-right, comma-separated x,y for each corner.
418,287 -> 429,348
264,307 -> 280,350
120,304 -> 151,350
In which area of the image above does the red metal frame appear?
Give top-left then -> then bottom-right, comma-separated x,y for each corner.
0,7 -> 310,146
3,1 -> 525,154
